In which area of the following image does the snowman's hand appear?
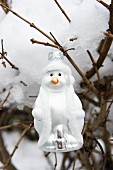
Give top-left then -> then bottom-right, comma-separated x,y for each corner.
32,108 -> 42,121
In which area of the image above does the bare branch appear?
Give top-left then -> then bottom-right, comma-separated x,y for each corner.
0,92 -> 10,110
54,0 -> 71,23
86,37 -> 112,79
69,37 -> 77,41
54,153 -> 57,170
0,132 -> 17,170
105,87 -> 113,98
0,3 -> 55,43
3,123 -> 33,170
82,94 -> 100,107
89,95 -> 107,130
29,95 -> 37,98
109,0 -> 113,33
97,0 -> 110,10
87,50 -> 101,82
104,31 -> 113,40
30,38 -> 58,49
0,39 -> 19,70
20,81 -> 27,86
0,123 -> 29,131
44,152 -> 50,157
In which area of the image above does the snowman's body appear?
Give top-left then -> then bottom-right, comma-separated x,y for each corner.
32,52 -> 85,152
49,92 -> 67,129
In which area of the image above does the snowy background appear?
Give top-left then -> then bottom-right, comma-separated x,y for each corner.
0,0 -> 113,169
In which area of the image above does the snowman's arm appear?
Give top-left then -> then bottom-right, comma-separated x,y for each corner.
32,95 -> 42,121
68,93 -> 85,136
70,93 -> 85,118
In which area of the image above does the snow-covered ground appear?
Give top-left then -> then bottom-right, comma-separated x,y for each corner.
0,0 -> 112,108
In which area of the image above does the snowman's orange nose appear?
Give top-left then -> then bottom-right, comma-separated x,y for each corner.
51,78 -> 59,85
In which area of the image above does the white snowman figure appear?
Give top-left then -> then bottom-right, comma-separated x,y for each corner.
32,51 -> 85,152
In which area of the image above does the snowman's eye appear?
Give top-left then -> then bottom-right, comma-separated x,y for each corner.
50,73 -> 53,76
58,73 -> 61,76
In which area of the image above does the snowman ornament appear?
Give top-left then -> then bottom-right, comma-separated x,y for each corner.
32,51 -> 85,152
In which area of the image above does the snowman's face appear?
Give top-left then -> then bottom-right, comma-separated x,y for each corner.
42,70 -> 69,92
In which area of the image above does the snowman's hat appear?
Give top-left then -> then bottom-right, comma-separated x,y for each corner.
43,51 -> 72,75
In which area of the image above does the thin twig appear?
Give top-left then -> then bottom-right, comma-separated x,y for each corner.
3,123 -> 33,170
20,81 -> 27,86
65,48 -> 75,52
54,0 -> 71,23
86,37 -> 112,79
72,153 -> 77,170
0,132 -> 17,170
69,37 -> 77,41
104,32 -> 113,40
0,3 -> 55,43
0,92 -> 10,110
0,39 -> 19,70
29,95 -> 37,98
82,94 -> 100,107
50,32 -> 61,46
87,50 -> 101,82
44,152 -> 50,157
0,123 -> 29,131
30,38 -> 58,49
3,55 -> 19,70
105,87 -> 113,99
103,99 -> 113,122
89,95 -> 107,130
54,153 -> 57,170
94,138 -> 104,156
97,0 -> 110,10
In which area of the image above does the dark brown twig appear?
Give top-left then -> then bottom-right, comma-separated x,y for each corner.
0,132 -> 17,170
89,95 -> 107,130
82,94 -> 100,107
87,50 -> 101,82
3,124 -> 33,170
0,123 -> 29,131
54,0 -> 71,23
0,39 -> 19,70
44,152 -> 50,157
0,92 -> 10,110
0,3 -> 55,43
30,38 -> 58,49
20,81 -> 27,86
29,95 -> 37,98
0,0 -> 11,14
109,0 -> 113,33
97,0 -> 110,10
69,37 -> 77,41
54,153 -> 57,170
104,32 -> 113,40
86,37 -> 112,79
